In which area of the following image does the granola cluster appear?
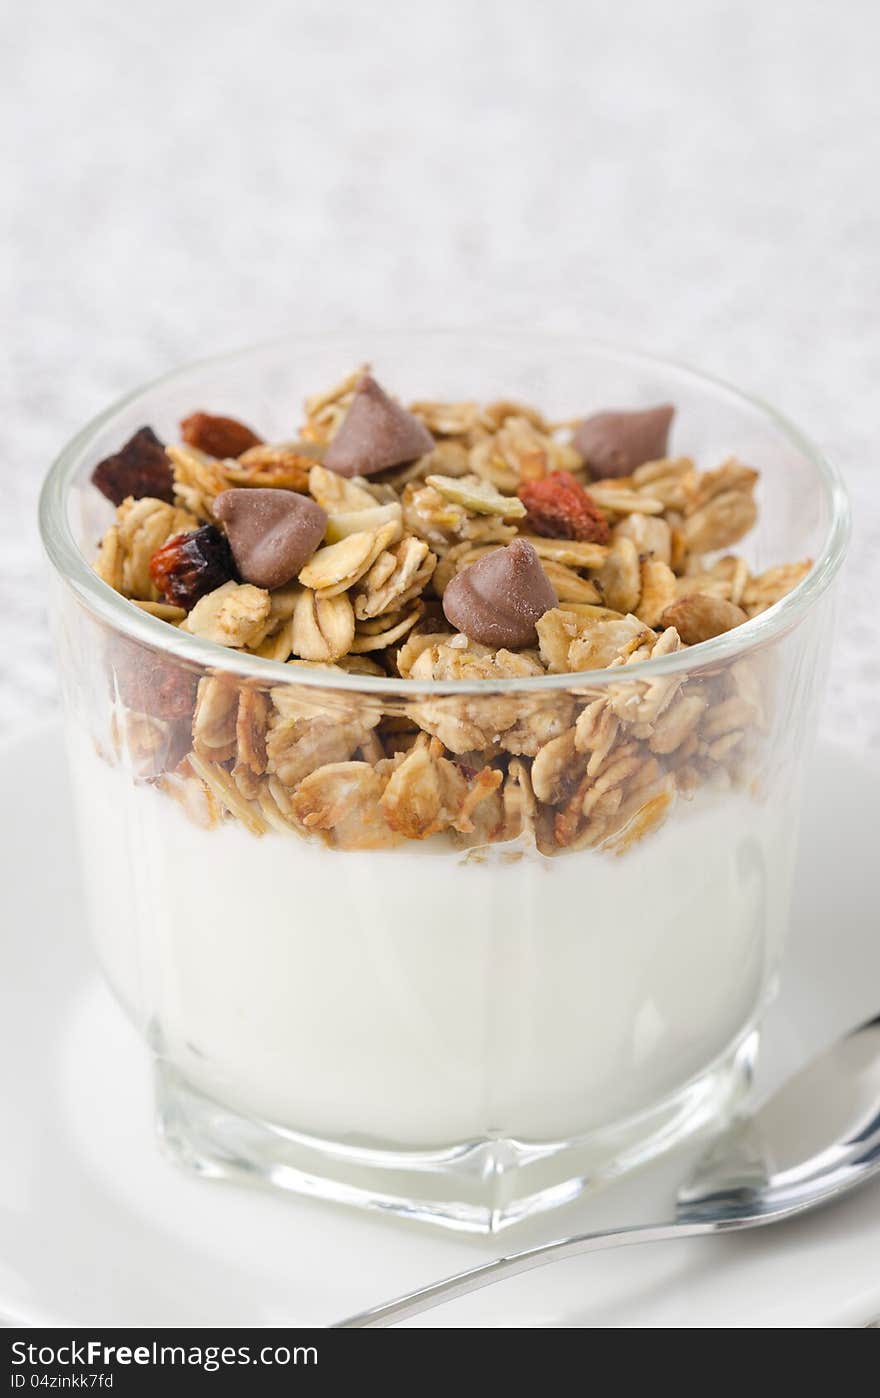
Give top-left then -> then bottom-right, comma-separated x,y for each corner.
91,368 -> 811,855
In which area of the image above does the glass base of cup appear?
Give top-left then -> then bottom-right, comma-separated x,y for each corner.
154,1027 -> 758,1234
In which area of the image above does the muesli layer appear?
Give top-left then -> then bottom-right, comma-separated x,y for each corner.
89,369 -> 810,853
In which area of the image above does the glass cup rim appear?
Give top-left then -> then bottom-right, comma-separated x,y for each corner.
39,330 -> 851,698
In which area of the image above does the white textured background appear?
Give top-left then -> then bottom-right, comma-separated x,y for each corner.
2,0 -> 878,742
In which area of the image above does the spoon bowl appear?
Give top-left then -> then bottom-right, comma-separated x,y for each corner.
336,1014 -> 880,1327
678,1015 -> 880,1224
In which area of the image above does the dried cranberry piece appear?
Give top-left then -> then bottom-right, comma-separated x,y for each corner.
180,411 -> 263,459
149,524 -> 236,610
91,427 -> 174,506
517,471 -> 610,545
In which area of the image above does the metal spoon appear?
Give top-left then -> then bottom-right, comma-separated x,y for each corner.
335,1014 -> 880,1327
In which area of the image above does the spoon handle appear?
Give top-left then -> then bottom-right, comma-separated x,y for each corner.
333,1219 -> 716,1328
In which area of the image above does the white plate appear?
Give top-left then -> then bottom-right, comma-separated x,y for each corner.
1,723 -> 879,1329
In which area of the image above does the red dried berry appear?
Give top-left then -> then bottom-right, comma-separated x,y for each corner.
517,471 -> 610,544
91,427 -> 174,506
180,411 -> 263,459
149,524 -> 236,611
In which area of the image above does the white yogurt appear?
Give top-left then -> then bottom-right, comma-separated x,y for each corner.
67,730 -> 795,1149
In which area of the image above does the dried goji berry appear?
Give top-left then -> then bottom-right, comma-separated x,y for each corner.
149,524 -> 236,610
180,411 -> 263,459
517,471 -> 610,544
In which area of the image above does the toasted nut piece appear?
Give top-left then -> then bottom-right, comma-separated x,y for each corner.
425,473 -> 527,517
180,411 -> 262,459
660,593 -> 748,644
291,588 -> 356,661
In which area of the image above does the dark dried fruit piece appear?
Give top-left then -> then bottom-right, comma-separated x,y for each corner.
180,411 -> 263,459
111,638 -> 198,722
149,524 -> 236,611
517,471 -> 610,544
91,427 -> 174,506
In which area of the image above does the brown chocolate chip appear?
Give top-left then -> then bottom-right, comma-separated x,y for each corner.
91,427 -> 174,505
573,404 -> 675,480
659,593 -> 748,645
442,538 -> 558,648
180,411 -> 263,459
323,375 -> 435,477
214,488 -> 327,590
